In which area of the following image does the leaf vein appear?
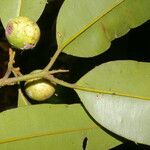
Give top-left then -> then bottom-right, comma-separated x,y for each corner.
59,0 -> 125,51
0,126 -> 97,144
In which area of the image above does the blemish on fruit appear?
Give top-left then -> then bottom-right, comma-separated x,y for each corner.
5,16 -> 40,50
22,43 -> 35,50
5,23 -> 13,36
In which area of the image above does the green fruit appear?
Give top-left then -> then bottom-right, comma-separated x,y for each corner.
25,70 -> 55,101
5,16 -> 40,50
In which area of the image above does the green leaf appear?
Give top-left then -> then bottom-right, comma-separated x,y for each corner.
17,89 -> 31,107
0,0 -> 47,28
0,104 -> 121,149
75,60 -> 150,145
76,91 -> 150,145
77,60 -> 150,100
56,0 -> 150,57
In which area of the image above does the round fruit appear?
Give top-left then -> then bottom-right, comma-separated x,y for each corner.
25,70 -> 55,101
5,16 -> 40,50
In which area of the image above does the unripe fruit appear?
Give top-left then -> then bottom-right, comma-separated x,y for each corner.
25,70 -> 55,101
5,16 -> 40,50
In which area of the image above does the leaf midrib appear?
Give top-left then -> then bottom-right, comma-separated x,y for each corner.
59,0 -> 125,51
0,126 -> 97,144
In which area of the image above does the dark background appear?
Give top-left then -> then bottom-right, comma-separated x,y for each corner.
0,0 -> 149,149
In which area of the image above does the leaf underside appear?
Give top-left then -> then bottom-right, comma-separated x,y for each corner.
0,104 -> 121,150
76,91 -> 150,145
76,60 -> 150,145
57,0 -> 150,57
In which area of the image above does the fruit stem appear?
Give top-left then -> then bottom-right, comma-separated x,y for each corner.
46,75 -> 150,101
2,48 -> 15,79
49,69 -> 69,74
0,68 -> 149,100
46,75 -> 113,94
0,68 -> 68,88
44,48 -> 62,71
0,71 -> 48,87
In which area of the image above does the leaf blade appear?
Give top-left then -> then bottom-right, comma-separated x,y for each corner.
76,91 -> 150,145
57,0 -> 150,57
0,104 -> 121,149
77,60 -> 150,100
75,60 -> 150,144
17,89 -> 31,107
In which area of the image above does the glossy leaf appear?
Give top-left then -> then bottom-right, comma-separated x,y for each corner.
76,60 -> 150,145
0,104 -> 121,149
57,0 -> 150,57
0,0 -> 47,28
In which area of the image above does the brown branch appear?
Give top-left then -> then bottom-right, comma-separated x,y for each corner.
49,69 -> 69,74
0,71 -> 49,87
2,48 -> 15,79
44,48 -> 62,71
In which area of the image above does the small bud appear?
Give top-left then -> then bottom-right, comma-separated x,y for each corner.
5,16 -> 40,50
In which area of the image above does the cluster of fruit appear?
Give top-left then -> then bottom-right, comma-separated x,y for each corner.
5,16 -> 55,101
